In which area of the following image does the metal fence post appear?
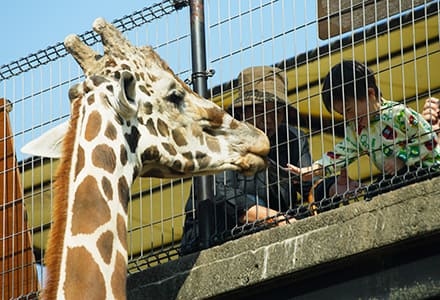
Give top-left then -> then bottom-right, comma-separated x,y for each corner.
189,0 -> 214,249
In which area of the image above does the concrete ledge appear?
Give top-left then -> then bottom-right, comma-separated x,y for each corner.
127,176 -> 440,299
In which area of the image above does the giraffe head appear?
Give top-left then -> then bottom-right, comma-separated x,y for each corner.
22,18 -> 269,177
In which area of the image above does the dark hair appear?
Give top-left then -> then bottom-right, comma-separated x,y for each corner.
321,60 -> 379,112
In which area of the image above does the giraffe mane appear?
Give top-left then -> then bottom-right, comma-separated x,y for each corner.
43,97 -> 82,299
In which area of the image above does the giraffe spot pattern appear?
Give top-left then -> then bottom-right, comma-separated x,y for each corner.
85,111 -> 102,141
105,58 -> 117,68
206,135 -> 221,153
74,145 -> 85,181
90,75 -> 110,87
101,176 -> 113,200
106,85 -> 114,93
116,214 -> 127,251
157,118 -> 169,137
143,102 -> 153,114
230,118 -> 240,129
96,231 -> 114,265
120,145 -> 128,165
118,176 -> 129,213
86,94 -> 95,105
121,63 -> 131,71
196,151 -> 212,169
184,161 -> 195,172
172,128 -> 188,146
64,247 -> 106,300
172,160 -> 182,171
104,121 -> 117,140
92,144 -> 117,173
111,252 -> 127,300
146,118 -> 158,136
161,142 -> 177,156
139,85 -> 151,96
205,107 -> 225,128
141,145 -> 160,161
124,126 -> 140,153
72,176 -> 111,235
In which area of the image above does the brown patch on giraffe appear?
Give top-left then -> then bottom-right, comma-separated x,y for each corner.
230,118 -> 240,129
111,252 -> 127,300
172,128 -> 188,146
90,75 -> 110,87
141,145 -> 160,161
74,145 -> 85,181
143,102 -> 153,114
139,85 -> 151,96
205,107 -> 224,128
92,144 -> 117,173
71,176 -> 111,235
101,176 -> 113,200
104,121 -> 117,140
139,72 -> 145,81
182,151 -> 193,160
64,246 -> 106,300
147,72 -> 158,82
172,160 -> 182,171
84,110 -> 102,141
106,85 -> 114,93
157,118 -> 169,137
96,231 -> 114,265
87,94 -> 95,105
82,81 -> 91,94
120,145 -> 128,165
183,161 -> 195,172
116,214 -> 127,251
121,63 -> 131,71
105,58 -> 117,68
161,142 -> 177,156
118,176 -> 129,213
196,151 -> 212,169
206,135 -> 221,153
146,118 -> 158,136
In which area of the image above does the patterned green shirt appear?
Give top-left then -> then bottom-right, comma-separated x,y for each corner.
315,100 -> 440,176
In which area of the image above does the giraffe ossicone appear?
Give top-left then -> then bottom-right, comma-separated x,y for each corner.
22,18 -> 269,300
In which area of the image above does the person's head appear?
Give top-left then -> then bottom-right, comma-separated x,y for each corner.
228,66 -> 297,137
322,60 -> 380,128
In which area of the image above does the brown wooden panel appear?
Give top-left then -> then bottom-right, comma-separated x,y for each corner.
0,98 -> 39,299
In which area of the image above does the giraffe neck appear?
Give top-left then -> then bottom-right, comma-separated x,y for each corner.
43,96 -> 137,300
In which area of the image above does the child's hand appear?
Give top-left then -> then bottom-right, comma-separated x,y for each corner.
383,157 -> 406,175
285,164 -> 321,181
422,97 -> 440,131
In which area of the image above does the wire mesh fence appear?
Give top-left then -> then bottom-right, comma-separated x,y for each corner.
1,0 -> 439,298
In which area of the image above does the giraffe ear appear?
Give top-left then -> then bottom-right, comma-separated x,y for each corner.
116,71 -> 138,119
21,122 -> 68,158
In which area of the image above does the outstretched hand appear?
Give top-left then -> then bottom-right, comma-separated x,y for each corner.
422,97 -> 440,132
285,163 -> 322,181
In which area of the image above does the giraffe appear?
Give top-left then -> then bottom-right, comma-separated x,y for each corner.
21,18 -> 269,300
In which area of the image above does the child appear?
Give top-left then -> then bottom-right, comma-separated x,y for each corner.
287,60 -> 440,181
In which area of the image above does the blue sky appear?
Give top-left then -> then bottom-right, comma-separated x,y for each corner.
2,0 -> 319,162
0,0 -> 152,67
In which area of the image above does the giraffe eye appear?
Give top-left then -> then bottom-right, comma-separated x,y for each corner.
166,89 -> 185,105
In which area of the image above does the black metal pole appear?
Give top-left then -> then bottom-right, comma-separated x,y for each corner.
189,0 -> 214,249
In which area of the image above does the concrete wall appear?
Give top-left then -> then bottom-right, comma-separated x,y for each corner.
127,176 -> 440,300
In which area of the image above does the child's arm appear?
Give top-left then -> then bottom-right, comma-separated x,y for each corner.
389,104 -> 439,167
285,163 -> 324,181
